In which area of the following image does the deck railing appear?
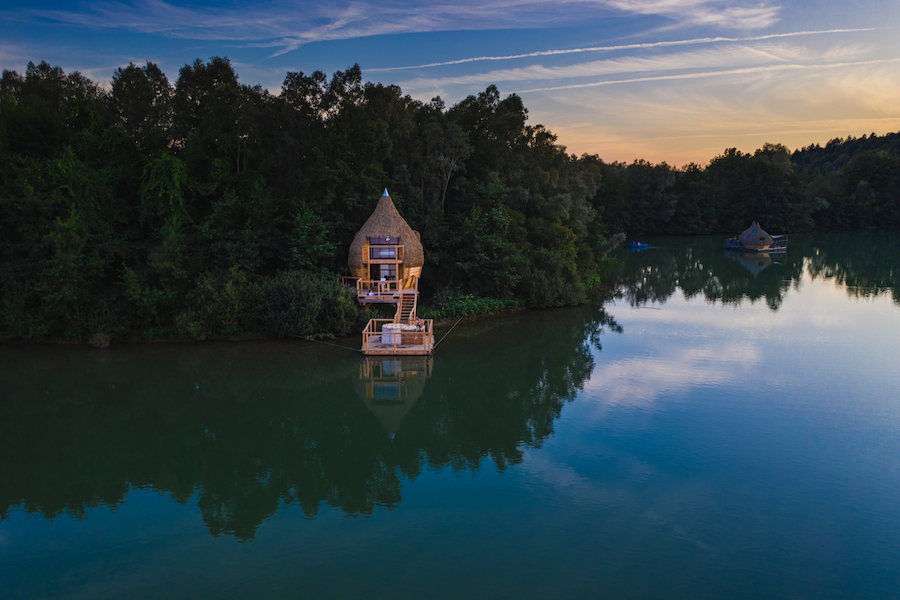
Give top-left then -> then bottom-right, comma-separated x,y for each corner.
361,318 -> 434,355
356,274 -> 418,302
365,245 -> 404,263
357,279 -> 400,300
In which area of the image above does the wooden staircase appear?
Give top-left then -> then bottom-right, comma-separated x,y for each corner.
394,289 -> 417,324
360,276 -> 432,356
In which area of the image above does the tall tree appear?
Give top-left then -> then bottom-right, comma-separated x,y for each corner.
109,62 -> 173,154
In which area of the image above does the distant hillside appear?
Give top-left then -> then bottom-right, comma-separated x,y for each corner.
792,132 -> 900,175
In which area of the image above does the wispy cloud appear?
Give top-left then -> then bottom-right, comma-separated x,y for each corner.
27,0 -> 786,58
534,54 -> 900,164
0,42 -> 32,68
580,344 -> 758,410
597,0 -> 780,29
397,43 -> 821,88
369,28 -> 877,71
515,57 -> 900,93
29,0 -> 580,57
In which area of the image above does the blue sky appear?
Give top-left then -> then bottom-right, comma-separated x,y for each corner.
2,0 -> 899,165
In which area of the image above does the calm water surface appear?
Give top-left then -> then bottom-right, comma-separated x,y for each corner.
2,232 -> 899,599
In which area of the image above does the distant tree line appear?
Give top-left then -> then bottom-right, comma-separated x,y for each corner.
590,135 -> 900,237
1,58 -> 896,343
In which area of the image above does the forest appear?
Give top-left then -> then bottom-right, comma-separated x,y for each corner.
1,58 -> 898,344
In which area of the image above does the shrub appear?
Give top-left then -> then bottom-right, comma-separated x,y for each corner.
175,267 -> 249,340
243,270 -> 360,338
419,291 -> 520,321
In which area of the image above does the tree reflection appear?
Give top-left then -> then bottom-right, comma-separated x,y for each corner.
0,306 -> 619,540
611,233 -> 899,310
624,237 -> 802,309
802,231 -> 900,304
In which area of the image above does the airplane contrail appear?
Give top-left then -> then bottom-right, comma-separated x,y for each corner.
514,57 -> 900,93
368,28 -> 880,72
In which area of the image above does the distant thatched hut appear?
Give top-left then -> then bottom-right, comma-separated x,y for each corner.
348,190 -> 424,284
738,221 -> 774,250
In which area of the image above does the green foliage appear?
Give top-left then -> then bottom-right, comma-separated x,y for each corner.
141,152 -> 188,234
419,291 -> 520,321
842,152 -> 900,228
1,280 -> 51,340
108,61 -> 173,154
242,270 -> 361,338
288,203 -> 336,271
4,57 -> 894,344
198,179 -> 284,272
121,266 -> 176,328
36,208 -> 103,338
455,203 -> 523,299
175,267 -> 249,340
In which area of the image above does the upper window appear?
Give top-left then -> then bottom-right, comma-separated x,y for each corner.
369,236 -> 396,245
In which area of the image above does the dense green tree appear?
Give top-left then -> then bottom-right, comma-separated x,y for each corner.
5,56 -> 894,344
842,152 -> 900,228
108,61 -> 173,154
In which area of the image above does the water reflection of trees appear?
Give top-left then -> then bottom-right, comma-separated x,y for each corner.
615,236 -> 802,310
394,306 -> 616,474
0,306 -> 619,540
802,232 -> 900,304
613,233 -> 899,310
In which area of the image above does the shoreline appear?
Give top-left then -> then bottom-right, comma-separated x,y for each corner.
0,306 -> 537,348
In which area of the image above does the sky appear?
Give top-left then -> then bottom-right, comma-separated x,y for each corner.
2,0 -> 899,165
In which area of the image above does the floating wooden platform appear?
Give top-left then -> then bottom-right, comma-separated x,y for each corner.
361,319 -> 434,355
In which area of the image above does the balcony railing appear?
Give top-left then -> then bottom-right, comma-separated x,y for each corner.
354,275 -> 418,302
357,279 -> 399,300
364,245 -> 404,263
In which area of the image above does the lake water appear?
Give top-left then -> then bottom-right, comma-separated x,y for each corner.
2,232 -> 899,599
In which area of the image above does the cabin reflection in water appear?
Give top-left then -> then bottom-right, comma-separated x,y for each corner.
726,250 -> 773,276
353,356 -> 433,437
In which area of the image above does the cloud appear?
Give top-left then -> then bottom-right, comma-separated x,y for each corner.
513,57 -> 900,93
27,0 -> 785,58
397,43 -> 809,88
370,29 -> 876,72
600,0 -> 781,29
584,351 -> 747,409
29,0 -> 584,57
393,39 -> 883,95
0,42 -> 31,70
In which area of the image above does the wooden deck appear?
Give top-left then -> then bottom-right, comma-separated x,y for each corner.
361,318 -> 434,355
350,274 -> 418,304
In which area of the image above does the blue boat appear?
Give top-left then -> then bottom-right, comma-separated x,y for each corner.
628,241 -> 649,249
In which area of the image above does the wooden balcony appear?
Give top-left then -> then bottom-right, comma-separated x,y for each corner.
364,245 -> 404,263
356,279 -> 400,302
361,318 -> 434,355
354,274 -> 418,303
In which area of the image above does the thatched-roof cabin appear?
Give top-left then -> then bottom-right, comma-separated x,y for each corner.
738,221 -> 774,250
352,190 -> 435,356
348,190 -> 424,302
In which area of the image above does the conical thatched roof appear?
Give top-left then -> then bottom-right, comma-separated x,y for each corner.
738,221 -> 773,250
348,190 -> 424,272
